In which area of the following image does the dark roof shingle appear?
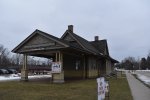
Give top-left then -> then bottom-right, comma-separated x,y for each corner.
90,40 -> 108,55
62,30 -> 100,55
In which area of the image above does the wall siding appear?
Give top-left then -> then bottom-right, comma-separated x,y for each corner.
87,56 -> 98,78
63,54 -> 83,79
106,60 -> 112,75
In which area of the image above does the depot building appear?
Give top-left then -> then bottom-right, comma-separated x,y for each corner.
12,25 -> 118,83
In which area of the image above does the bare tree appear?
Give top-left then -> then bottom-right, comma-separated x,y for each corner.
148,50 -> 150,57
146,50 -> 150,69
0,44 -> 11,67
0,44 -> 53,68
118,56 -> 140,70
140,57 -> 147,70
11,54 -> 23,66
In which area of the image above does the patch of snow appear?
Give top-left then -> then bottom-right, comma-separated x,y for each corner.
136,70 -> 150,72
137,74 -> 150,85
0,74 -> 51,82
116,68 -> 126,72
28,75 -> 51,79
0,75 -> 20,81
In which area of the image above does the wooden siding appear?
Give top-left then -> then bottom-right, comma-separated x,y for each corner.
63,54 -> 84,79
106,59 -> 112,75
17,34 -> 65,52
63,33 -> 75,42
87,56 -> 98,78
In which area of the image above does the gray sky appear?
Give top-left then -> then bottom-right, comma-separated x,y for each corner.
0,0 -> 150,61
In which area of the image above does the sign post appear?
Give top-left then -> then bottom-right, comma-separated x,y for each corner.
51,62 -> 61,73
105,81 -> 109,99
97,77 -> 105,100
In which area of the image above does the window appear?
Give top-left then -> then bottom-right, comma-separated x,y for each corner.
76,60 -> 80,70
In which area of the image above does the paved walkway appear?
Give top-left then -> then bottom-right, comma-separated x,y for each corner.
126,72 -> 150,100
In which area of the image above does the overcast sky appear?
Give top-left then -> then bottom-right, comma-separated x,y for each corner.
0,0 -> 150,61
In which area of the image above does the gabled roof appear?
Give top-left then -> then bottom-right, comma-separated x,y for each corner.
110,57 -> 119,63
61,30 -> 100,55
12,29 -> 69,53
90,40 -> 109,55
12,25 -> 118,63
90,40 -> 119,63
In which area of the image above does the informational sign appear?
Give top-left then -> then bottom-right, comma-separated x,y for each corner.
97,77 -> 105,100
105,81 -> 109,93
51,62 -> 61,73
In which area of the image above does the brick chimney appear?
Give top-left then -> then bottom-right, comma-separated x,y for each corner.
68,25 -> 73,32
95,36 -> 99,41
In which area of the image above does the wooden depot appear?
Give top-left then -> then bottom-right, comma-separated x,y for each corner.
12,25 -> 118,83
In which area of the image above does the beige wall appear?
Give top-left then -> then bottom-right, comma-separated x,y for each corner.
106,59 -> 112,75
63,54 -> 83,79
87,56 -> 98,78
52,71 -> 64,83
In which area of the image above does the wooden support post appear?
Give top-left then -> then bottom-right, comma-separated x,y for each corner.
60,52 -> 63,71
56,52 -> 58,62
83,55 -> 86,79
59,52 -> 61,63
21,54 -> 28,81
52,52 -> 64,83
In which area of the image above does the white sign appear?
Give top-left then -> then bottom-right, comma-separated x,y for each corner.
51,62 -> 61,73
105,81 -> 109,93
97,77 -> 105,100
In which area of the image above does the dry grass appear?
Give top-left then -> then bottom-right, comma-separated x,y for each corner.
0,77 -> 132,100
109,77 -> 133,100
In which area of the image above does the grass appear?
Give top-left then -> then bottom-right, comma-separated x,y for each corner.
109,77 -> 132,100
0,78 -> 133,100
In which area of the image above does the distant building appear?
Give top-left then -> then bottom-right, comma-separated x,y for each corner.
12,25 -> 118,83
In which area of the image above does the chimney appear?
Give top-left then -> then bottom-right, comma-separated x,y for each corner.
68,25 -> 73,32
95,36 -> 99,41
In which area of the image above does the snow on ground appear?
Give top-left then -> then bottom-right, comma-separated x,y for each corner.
0,74 -> 51,82
136,70 -> 150,72
116,69 -> 150,86
136,74 -> 150,86
135,70 -> 150,86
